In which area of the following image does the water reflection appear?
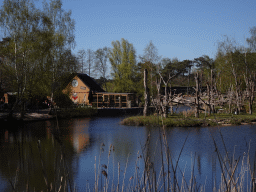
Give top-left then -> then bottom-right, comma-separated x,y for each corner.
0,118 -> 256,191
0,120 -> 76,192
57,118 -> 90,153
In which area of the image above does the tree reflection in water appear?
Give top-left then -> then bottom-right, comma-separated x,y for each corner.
0,118 -> 256,191
0,120 -> 77,192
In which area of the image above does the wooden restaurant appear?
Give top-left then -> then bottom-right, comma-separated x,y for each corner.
62,73 -> 136,108
91,92 -> 135,108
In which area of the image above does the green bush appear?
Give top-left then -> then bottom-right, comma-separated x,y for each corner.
53,107 -> 97,118
229,118 -> 242,125
54,92 -> 73,108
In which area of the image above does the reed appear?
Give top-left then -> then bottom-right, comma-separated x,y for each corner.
5,114 -> 256,192
91,117 -> 256,192
8,130 -> 255,192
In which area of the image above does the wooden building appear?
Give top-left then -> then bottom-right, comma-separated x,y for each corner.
3,92 -> 17,104
63,73 -> 105,105
91,92 -> 135,108
63,73 -> 136,108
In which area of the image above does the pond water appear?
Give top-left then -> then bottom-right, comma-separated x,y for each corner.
0,115 -> 256,191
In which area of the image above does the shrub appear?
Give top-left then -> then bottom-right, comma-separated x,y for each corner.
52,107 -> 97,118
54,92 -> 73,108
182,108 -> 196,118
229,118 -> 242,125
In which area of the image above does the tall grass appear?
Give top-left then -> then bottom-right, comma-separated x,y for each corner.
90,117 -> 256,192
5,115 -> 256,192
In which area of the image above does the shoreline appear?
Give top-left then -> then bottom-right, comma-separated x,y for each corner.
0,109 -> 55,122
121,114 -> 256,128
2,109 -> 256,127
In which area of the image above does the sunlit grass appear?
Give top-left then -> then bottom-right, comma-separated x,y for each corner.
121,112 -> 256,127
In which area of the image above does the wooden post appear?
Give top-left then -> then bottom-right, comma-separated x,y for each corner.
207,83 -> 210,114
144,69 -> 149,116
210,68 -> 214,114
97,94 -> 98,108
195,72 -> 200,118
164,84 -> 168,117
126,95 -> 128,108
119,95 -> 121,108
108,95 -> 109,108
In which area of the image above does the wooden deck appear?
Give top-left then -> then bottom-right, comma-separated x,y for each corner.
91,92 -> 135,108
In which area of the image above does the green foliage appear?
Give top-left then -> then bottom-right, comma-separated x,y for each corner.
161,58 -> 191,80
244,102 -> 256,113
229,118 -> 242,125
122,112 -> 256,127
121,115 -> 205,127
121,115 -> 160,126
214,37 -> 250,93
54,92 -> 73,108
109,38 -> 138,93
137,61 -> 158,97
158,57 -> 195,90
105,80 -> 115,92
52,107 -> 97,118
0,0 -> 77,111
194,55 -> 214,86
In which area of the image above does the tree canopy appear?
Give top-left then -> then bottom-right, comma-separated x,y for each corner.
109,38 -> 137,93
0,0 -> 77,106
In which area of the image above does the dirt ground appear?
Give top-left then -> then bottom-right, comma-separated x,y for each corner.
0,109 -> 54,121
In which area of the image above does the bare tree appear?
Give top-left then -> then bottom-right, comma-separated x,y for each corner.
143,69 -> 150,116
217,37 -> 243,114
77,49 -> 86,73
140,41 -> 160,96
94,47 -> 109,91
194,72 -> 200,118
194,56 -> 215,114
243,50 -> 255,114
86,49 -> 94,77
150,70 -> 182,118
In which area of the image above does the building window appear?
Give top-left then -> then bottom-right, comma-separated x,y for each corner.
72,79 -> 78,87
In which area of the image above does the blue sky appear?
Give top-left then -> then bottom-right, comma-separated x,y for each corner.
61,0 -> 256,61
1,0 -> 256,62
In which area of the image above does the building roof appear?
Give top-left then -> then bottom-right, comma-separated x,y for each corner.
76,73 -> 105,92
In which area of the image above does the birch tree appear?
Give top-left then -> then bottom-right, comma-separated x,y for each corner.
245,27 -> 256,114
216,37 -> 244,114
109,38 -> 137,93
0,0 -> 76,116
140,40 -> 160,96
42,0 -> 75,100
0,0 -> 49,115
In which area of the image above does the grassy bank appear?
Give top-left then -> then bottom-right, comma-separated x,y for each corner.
121,113 -> 256,127
49,106 -> 97,118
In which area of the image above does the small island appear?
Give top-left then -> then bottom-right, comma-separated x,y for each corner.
121,111 -> 256,127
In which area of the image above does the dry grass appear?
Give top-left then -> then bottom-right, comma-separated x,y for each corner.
182,109 -> 197,118
91,121 -> 256,192
6,114 -> 256,192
